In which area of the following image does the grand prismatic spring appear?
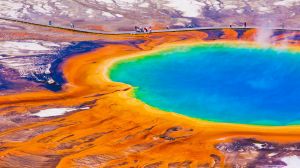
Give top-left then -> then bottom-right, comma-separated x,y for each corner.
109,44 -> 300,126
1,24 -> 300,167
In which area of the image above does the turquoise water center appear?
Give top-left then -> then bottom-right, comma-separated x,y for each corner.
109,44 -> 300,126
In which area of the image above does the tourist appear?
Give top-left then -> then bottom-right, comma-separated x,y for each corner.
134,26 -> 139,32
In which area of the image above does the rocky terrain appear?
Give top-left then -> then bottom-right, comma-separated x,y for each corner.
0,39 -> 101,93
0,0 -> 299,31
217,138 -> 300,167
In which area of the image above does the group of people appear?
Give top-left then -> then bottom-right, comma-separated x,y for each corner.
134,26 -> 152,33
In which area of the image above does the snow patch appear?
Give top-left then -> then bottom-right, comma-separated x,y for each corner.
258,6 -> 270,13
236,9 -> 244,14
281,155 -> 300,168
102,11 -> 114,18
116,14 -> 123,17
254,143 -> 264,149
139,2 -> 149,8
86,9 -> 94,14
86,8 -> 96,18
95,0 -> 112,4
166,0 -> 204,17
0,40 -> 70,78
0,40 -> 69,56
2,41 -> 50,51
31,107 -> 90,117
268,153 -> 277,157
224,5 -> 238,10
274,0 -> 299,7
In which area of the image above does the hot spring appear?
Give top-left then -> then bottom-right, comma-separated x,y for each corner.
109,43 -> 300,126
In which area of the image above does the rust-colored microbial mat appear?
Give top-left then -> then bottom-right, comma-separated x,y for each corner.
0,27 -> 300,168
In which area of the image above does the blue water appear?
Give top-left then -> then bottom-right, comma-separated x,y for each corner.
109,44 -> 300,126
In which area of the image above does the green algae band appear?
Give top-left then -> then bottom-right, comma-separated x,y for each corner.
109,44 -> 300,126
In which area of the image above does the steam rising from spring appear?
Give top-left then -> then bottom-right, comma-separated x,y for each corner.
255,28 -> 274,48
253,19 -> 294,49
255,27 -> 294,50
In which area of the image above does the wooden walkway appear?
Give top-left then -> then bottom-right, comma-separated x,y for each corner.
1,17 -> 300,35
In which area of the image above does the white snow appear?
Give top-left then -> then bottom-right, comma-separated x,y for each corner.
274,0 -> 299,7
236,9 -> 244,14
116,14 -> 123,17
0,40 -> 70,78
258,6 -> 270,13
86,9 -> 93,14
0,40 -> 69,56
211,1 -> 221,10
86,8 -> 95,18
139,2 -> 149,8
45,63 -> 51,74
2,41 -> 50,51
166,0 -> 204,17
94,0 -> 137,9
31,107 -> 90,117
281,155 -> 300,168
0,0 -> 299,29
223,5 -> 238,10
95,0 -> 112,4
254,143 -> 264,149
102,11 -> 114,18
268,153 -> 277,157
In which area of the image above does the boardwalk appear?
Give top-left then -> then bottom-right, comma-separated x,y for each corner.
1,17 -> 300,35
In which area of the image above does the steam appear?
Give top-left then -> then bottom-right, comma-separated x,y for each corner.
254,19 -> 277,48
254,28 -> 295,50
254,19 -> 296,50
255,28 -> 274,48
